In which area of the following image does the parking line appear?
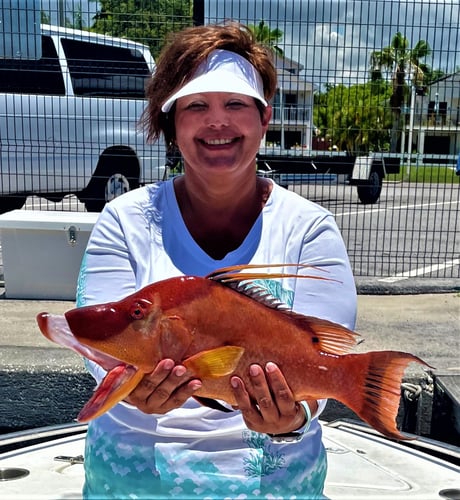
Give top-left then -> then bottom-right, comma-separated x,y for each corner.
379,259 -> 460,282
335,199 -> 458,217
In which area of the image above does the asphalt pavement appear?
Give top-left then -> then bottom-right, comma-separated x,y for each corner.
0,279 -> 459,432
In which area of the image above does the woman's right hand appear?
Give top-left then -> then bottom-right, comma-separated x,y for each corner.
124,359 -> 202,414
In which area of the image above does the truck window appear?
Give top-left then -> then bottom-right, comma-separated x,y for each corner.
61,38 -> 151,98
0,35 -> 65,95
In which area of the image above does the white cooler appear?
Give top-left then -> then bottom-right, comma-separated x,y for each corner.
0,210 -> 98,300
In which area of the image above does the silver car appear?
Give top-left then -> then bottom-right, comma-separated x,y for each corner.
0,24 -> 166,213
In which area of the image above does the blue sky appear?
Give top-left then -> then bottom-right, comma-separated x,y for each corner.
39,1 -> 460,86
40,0 -> 98,26
206,0 -> 460,86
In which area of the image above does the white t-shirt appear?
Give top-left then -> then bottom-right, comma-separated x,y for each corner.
78,179 -> 357,499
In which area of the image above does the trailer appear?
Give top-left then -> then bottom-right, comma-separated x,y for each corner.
257,152 -> 401,204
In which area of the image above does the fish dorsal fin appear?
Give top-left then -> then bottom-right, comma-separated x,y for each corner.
206,264 -> 357,355
224,280 -> 291,312
290,313 -> 360,355
206,263 -> 336,284
206,263 -> 335,312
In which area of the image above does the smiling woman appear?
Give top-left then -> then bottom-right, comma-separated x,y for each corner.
77,21 -> 357,499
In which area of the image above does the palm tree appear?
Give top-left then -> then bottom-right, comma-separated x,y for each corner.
248,20 -> 284,56
370,32 -> 431,152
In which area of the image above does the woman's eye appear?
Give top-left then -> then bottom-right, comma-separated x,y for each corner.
186,102 -> 207,110
227,101 -> 246,109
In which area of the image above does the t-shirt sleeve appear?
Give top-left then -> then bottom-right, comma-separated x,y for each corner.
292,212 -> 357,331
76,203 -> 137,308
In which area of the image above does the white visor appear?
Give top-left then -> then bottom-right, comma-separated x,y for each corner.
161,49 -> 268,113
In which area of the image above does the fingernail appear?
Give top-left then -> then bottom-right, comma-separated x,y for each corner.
190,381 -> 202,391
266,362 -> 277,373
231,377 -> 239,388
163,359 -> 174,370
174,366 -> 186,377
249,365 -> 260,377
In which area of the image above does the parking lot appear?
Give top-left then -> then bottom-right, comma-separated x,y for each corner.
0,180 -> 458,434
292,180 -> 460,280
3,179 -> 457,283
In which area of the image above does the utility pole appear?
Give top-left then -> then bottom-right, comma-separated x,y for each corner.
193,0 -> 204,26
407,84 -> 416,175
58,0 -> 65,27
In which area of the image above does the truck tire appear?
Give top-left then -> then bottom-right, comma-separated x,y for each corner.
79,150 -> 140,212
357,170 -> 383,204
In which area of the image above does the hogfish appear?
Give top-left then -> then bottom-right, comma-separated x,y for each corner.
36,264 -> 429,439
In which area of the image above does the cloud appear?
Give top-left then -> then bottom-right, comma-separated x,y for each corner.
206,0 -> 460,86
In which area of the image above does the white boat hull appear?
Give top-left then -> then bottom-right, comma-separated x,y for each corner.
0,421 -> 459,499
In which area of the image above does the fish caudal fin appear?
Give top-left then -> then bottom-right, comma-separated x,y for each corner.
77,365 -> 144,422
343,351 -> 431,440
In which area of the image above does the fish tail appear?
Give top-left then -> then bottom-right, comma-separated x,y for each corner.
342,351 -> 431,440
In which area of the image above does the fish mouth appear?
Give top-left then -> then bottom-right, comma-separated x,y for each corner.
37,312 -> 123,370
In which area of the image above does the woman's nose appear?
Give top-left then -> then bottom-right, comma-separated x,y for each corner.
204,108 -> 230,128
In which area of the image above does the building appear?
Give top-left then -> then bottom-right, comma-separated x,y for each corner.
262,54 -> 315,154
409,71 -> 460,163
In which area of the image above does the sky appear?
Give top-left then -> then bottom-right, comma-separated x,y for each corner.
205,0 -> 460,87
39,0 -> 98,26
37,0 -> 460,87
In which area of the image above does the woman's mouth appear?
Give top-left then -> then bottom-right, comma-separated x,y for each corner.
201,137 -> 239,146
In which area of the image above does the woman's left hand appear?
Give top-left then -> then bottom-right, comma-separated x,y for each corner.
230,362 -> 312,435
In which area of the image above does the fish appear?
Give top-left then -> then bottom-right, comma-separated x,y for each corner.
36,264 -> 430,440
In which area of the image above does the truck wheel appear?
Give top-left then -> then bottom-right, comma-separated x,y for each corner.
357,170 -> 382,204
80,151 -> 140,212
0,195 -> 27,214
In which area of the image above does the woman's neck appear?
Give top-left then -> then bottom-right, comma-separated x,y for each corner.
173,175 -> 272,259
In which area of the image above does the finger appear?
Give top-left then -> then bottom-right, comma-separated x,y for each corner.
142,364 -> 194,405
145,375 -> 202,413
264,362 -> 297,416
230,376 -> 263,428
126,359 -> 175,404
247,364 -> 279,421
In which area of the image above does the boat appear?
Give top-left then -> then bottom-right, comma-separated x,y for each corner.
0,419 -> 459,499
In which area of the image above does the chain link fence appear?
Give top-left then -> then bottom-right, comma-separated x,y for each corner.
0,0 -> 459,280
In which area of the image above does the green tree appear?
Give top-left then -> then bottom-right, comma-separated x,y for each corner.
248,20 -> 283,56
314,80 -> 393,154
89,0 -> 193,58
370,32 -> 431,152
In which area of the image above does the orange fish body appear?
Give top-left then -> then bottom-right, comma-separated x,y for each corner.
37,267 -> 429,440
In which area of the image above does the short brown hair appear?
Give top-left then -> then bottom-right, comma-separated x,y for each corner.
140,22 -> 277,146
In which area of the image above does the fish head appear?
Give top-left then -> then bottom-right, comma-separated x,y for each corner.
64,288 -> 185,371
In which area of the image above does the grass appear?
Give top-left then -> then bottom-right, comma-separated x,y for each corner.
386,164 -> 460,183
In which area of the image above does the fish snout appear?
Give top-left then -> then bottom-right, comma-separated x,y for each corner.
65,304 -> 130,342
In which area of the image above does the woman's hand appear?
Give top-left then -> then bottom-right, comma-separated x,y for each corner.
124,359 -> 202,414
231,362 -> 315,435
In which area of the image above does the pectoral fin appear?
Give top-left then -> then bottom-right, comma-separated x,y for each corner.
183,346 -> 245,379
77,365 -> 144,422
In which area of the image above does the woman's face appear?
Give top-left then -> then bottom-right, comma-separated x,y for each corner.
174,92 -> 271,178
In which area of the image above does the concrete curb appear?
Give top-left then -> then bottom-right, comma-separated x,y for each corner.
355,277 -> 460,295
1,278 -> 459,301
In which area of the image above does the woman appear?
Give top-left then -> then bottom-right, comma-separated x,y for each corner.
78,22 -> 357,499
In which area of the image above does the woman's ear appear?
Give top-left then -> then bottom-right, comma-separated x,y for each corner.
261,105 -> 272,130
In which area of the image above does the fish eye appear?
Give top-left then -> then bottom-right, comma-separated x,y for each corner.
130,302 -> 145,320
